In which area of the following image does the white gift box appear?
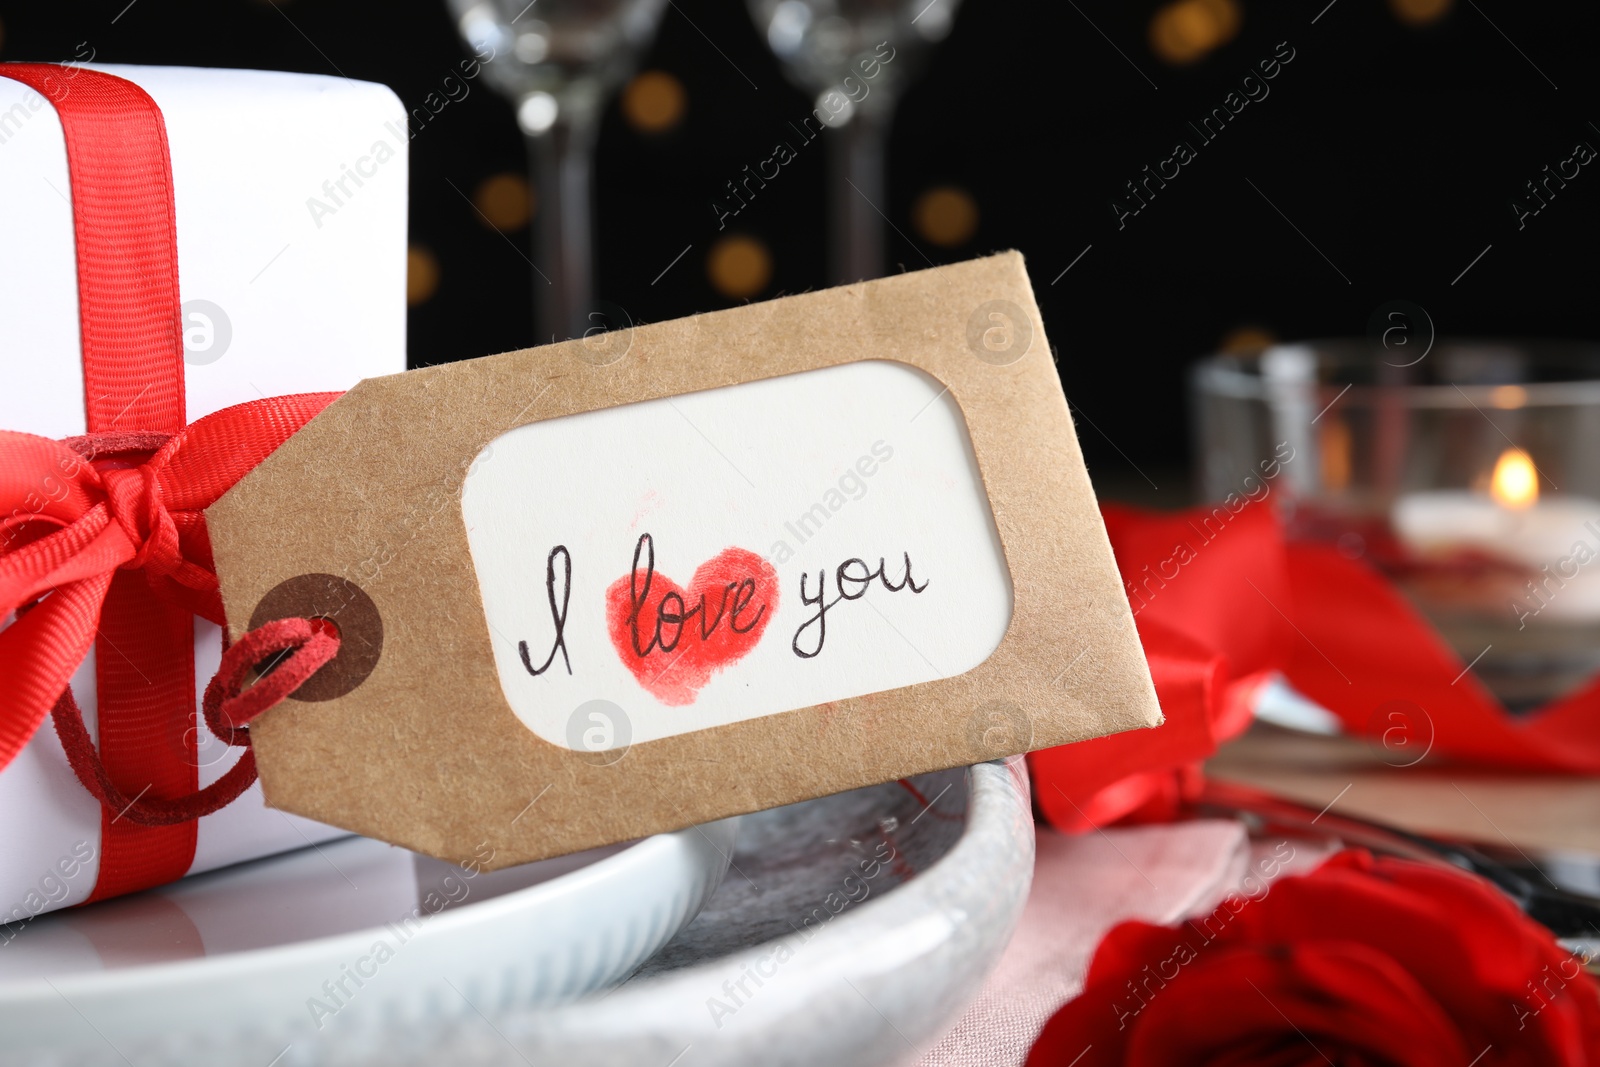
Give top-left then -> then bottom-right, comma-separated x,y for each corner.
0,65 -> 407,919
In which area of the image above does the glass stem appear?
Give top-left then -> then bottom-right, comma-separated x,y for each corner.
827,110 -> 887,285
527,115 -> 598,343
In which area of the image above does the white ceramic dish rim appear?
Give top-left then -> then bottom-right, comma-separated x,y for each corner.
0,822 -> 727,1005
432,758 -> 1038,1067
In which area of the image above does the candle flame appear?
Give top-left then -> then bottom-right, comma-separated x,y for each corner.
1490,448 -> 1538,509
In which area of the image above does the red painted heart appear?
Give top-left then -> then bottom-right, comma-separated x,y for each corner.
605,535 -> 778,706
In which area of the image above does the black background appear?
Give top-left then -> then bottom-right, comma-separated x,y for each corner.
2,0 -> 1594,503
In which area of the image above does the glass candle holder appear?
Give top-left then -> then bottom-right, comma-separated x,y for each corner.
1193,340 -> 1600,710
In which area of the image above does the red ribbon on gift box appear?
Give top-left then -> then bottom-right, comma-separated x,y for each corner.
1033,499 -> 1600,833
0,65 -> 337,902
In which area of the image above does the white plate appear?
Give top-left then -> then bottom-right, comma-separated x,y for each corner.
289,760 -> 1034,1067
492,759 -> 1036,1066
0,820 -> 736,1059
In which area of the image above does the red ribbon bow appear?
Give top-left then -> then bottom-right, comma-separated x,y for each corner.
0,396 -> 337,771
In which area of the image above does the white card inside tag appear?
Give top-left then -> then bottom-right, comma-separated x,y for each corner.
460,359 -> 1013,750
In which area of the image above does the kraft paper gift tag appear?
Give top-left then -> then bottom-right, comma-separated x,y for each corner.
208,252 -> 1161,867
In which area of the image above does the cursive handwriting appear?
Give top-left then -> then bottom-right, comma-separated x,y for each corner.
518,545 -> 572,676
792,553 -> 928,659
518,538 -> 932,678
624,533 -> 767,658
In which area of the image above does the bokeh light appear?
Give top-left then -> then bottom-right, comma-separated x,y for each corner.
707,235 -> 773,299
1388,0 -> 1453,26
622,70 -> 687,134
912,186 -> 980,248
407,244 -> 440,306
473,173 -> 534,232
1218,325 -> 1276,355
1149,0 -> 1241,65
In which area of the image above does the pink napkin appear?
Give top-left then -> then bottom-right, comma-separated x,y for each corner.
919,820 -> 1330,1067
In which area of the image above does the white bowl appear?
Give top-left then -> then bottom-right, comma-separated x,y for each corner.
0,819 -> 736,1059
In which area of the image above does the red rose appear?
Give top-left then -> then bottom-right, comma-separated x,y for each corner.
1027,850 -> 1600,1066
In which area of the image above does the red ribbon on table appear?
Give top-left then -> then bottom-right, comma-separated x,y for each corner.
1033,499 -> 1600,833
1283,534 -> 1600,772
1031,502 -> 1284,830
0,64 -> 336,902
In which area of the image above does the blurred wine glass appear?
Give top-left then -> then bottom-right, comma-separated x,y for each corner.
448,0 -> 667,340
746,0 -> 960,284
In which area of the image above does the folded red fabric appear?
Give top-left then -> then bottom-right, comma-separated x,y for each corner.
1031,502 -> 1282,831
1032,499 -> 1600,833
1286,538 -> 1600,772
